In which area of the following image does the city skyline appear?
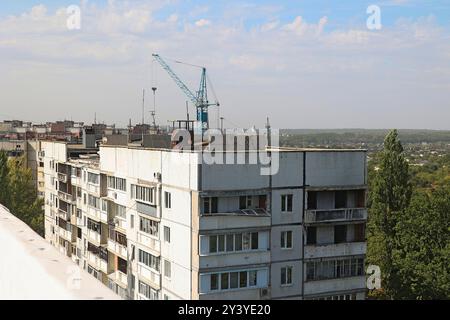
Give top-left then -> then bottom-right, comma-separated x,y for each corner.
0,0 -> 449,129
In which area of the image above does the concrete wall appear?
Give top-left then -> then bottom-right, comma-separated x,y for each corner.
306,151 -> 366,187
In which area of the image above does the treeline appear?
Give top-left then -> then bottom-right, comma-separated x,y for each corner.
367,130 -> 450,299
281,129 -> 450,147
0,151 -> 44,236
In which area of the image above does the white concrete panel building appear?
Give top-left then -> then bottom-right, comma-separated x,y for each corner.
42,142 -> 368,300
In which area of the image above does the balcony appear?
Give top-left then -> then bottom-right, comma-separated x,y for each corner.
303,276 -> 366,297
108,270 -> 128,288
57,209 -> 70,221
107,239 -> 127,259
304,208 -> 367,224
200,214 -> 271,230
87,252 -> 108,274
87,229 -> 101,245
304,242 -> 367,259
58,227 -> 71,241
137,264 -> 161,290
136,202 -> 159,219
110,216 -> 127,232
58,191 -> 75,204
137,232 -> 160,254
87,206 -> 107,223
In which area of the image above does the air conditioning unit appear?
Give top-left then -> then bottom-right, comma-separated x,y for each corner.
154,172 -> 162,181
259,288 -> 271,299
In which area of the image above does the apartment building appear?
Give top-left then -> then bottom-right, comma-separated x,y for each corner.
42,141 -> 368,300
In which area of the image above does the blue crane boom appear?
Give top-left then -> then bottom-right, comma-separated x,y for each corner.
152,53 -> 219,131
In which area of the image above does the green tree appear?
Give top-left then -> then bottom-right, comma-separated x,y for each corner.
394,189 -> 450,299
368,129 -> 412,299
0,150 -> 10,207
7,156 -> 44,236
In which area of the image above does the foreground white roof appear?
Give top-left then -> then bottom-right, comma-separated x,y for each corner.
0,205 -> 121,300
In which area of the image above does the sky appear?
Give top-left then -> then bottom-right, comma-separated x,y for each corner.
0,0 -> 449,129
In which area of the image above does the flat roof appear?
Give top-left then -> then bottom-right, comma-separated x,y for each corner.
100,144 -> 367,153
0,205 -> 121,300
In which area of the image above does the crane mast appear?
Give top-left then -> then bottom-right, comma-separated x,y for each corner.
152,53 -> 219,132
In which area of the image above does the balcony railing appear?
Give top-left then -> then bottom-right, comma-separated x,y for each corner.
305,208 -> 367,224
58,191 -> 75,203
137,264 -> 161,290
87,252 -> 108,273
87,229 -> 101,245
57,209 -> 71,221
137,232 -> 160,253
202,208 -> 270,217
107,239 -> 128,259
109,270 -> 128,288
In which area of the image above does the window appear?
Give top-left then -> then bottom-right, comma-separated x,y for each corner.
306,227 -> 317,245
164,260 -> 171,278
218,235 -> 225,252
209,235 -> 217,253
353,224 -> 365,242
306,257 -> 365,281
210,274 -> 219,291
107,176 -> 126,192
203,197 -> 218,214
139,281 -> 159,300
239,271 -> 247,288
251,232 -> 258,250
88,195 -> 100,209
239,196 -> 252,209
138,249 -> 160,272
281,231 -> 293,249
226,234 -> 234,252
87,172 -> 99,185
209,232 -> 260,254
114,231 -> 127,246
164,192 -> 171,209
221,273 -> 229,290
307,191 -> 317,210
116,204 -> 126,218
281,266 -> 293,286
140,216 -> 159,237
335,191 -> 347,209
130,214 -> 134,229
164,226 -> 170,243
230,272 -> 238,289
87,218 -> 100,233
209,270 -> 260,292
101,199 -> 108,212
281,194 -> 293,212
249,271 -> 257,286
334,225 -> 347,243
356,190 -> 365,207
131,185 -> 154,203
118,257 -> 127,274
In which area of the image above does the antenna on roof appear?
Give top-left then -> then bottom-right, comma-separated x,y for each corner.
142,89 -> 145,125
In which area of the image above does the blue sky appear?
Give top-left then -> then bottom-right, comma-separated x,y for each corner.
1,0 -> 449,27
0,1 -> 449,129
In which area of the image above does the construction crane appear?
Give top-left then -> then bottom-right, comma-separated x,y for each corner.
152,53 -> 219,132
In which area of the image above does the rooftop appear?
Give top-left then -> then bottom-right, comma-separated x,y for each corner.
0,204 -> 121,300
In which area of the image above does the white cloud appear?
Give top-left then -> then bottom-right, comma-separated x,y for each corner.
282,16 -> 328,37
195,19 -> 211,27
